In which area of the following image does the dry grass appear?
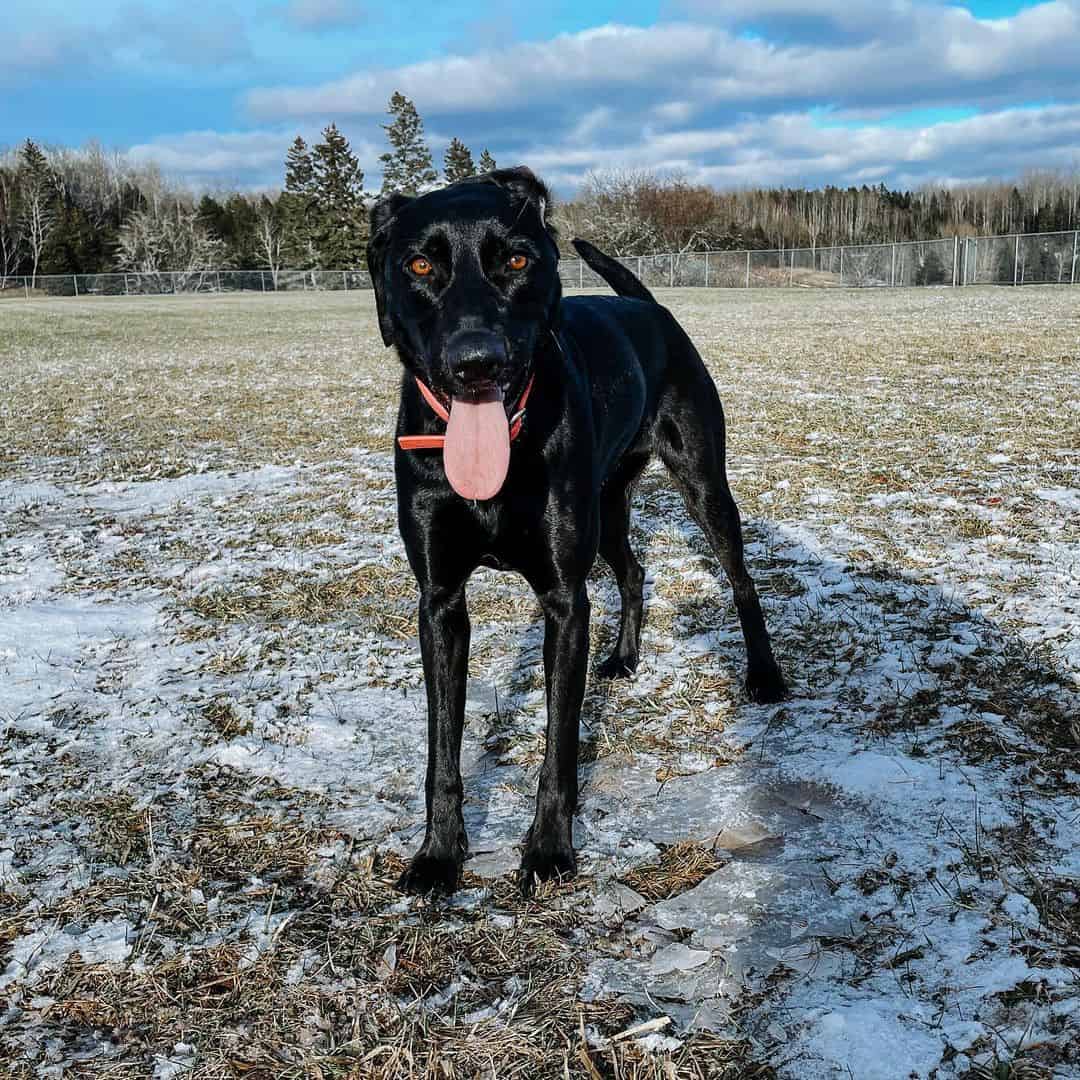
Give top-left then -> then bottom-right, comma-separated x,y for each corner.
2,287 -> 1077,1078
186,562 -> 417,637
621,842 -> 723,902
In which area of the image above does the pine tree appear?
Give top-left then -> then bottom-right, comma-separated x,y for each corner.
478,148 -> 497,173
281,136 -> 317,268
311,123 -> 366,268
379,92 -> 437,195
20,139 -> 56,287
443,138 -> 475,184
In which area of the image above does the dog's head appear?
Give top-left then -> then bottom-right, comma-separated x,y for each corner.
366,166 -> 561,402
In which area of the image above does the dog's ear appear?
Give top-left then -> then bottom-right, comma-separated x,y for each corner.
366,193 -> 412,347
485,166 -> 557,245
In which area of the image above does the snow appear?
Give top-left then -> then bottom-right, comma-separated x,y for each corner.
2,288 -> 1078,1077
795,1001 -> 947,1080
0,919 -> 134,991
2,456 -> 1078,1074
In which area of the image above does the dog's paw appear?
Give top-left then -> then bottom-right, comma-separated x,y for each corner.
746,665 -> 788,704
597,653 -> 637,680
518,835 -> 577,897
396,850 -> 462,896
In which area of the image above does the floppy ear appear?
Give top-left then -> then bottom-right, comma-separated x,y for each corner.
366,193 -> 412,347
486,166 -> 557,245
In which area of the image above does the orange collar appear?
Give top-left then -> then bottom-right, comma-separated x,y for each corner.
397,373 -> 536,451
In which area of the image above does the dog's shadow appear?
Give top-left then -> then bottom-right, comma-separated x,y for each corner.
459,502 -> 1078,900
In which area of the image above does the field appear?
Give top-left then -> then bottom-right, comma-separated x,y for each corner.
1,286 -> 1078,1079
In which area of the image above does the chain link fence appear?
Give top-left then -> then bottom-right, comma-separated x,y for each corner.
0,268 -> 371,299
2,230 -> 1077,299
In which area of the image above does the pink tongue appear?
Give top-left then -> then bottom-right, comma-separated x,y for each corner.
443,390 -> 510,500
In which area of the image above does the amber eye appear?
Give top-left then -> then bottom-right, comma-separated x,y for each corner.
408,256 -> 433,276
508,253 -> 529,271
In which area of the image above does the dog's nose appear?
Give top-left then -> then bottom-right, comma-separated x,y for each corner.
444,331 -> 507,388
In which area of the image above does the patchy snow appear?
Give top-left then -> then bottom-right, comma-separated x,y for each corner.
2,288 -> 1077,1076
2,455 -> 1076,1077
0,919 -> 134,990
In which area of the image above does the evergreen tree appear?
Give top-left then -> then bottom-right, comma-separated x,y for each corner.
478,148 -> 497,173
20,139 -> 56,287
223,193 -> 261,267
196,195 -> 228,239
311,122 -> 366,268
379,92 -> 437,195
0,165 -> 24,278
41,201 -> 96,275
281,136 -> 317,268
443,138 -> 475,184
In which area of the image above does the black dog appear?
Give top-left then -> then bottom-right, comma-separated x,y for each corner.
366,167 -> 786,896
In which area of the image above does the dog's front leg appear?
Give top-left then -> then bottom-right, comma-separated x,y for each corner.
519,582 -> 589,896
397,583 -> 470,895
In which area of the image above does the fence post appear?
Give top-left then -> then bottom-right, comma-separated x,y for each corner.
1013,234 -> 1020,286
951,236 -> 958,287
1072,230 -> 1078,285
342,270 -> 347,291
637,256 -> 642,282
73,274 -> 79,298
704,251 -> 709,288
891,244 -> 897,287
839,246 -> 845,286
260,271 -> 266,293
579,259 -> 584,288
789,247 -> 795,287
745,250 -> 750,288
669,254 -> 674,288
23,277 -> 29,300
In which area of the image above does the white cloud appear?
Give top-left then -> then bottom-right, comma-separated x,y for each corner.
123,128 -> 381,190
511,103 -> 1080,192
245,4 -> 1080,121
1,3 -> 252,83
126,131 -> 290,177
100,1 -> 1080,195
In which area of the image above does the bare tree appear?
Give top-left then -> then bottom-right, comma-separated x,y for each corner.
255,196 -> 284,287
116,202 -> 223,292
560,170 -> 663,255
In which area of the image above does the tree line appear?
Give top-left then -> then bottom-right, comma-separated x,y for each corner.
564,169 -> 1080,257
2,92 -> 1079,281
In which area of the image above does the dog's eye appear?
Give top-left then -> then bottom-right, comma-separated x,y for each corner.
508,253 -> 529,272
408,257 -> 433,277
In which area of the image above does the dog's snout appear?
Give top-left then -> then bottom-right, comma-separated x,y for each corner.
444,331 -> 508,388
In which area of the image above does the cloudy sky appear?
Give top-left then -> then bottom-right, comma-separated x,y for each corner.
3,0 -> 1079,195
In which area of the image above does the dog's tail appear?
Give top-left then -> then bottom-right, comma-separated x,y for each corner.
571,238 -> 657,303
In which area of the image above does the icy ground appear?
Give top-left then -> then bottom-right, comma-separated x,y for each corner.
1,288 -> 1078,1077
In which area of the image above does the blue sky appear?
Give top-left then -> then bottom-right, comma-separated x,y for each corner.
3,0 -> 1078,194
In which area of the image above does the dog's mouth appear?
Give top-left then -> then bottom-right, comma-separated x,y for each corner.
453,378 -> 502,404
443,385 -> 510,501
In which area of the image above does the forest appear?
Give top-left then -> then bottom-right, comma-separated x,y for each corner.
3,92 -> 1079,281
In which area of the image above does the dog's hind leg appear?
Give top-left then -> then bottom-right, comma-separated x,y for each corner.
597,452 -> 649,678
656,364 -> 787,704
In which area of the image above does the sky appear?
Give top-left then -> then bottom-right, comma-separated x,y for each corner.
2,0 -> 1079,195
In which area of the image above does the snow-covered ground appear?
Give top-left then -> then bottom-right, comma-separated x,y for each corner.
1,287 -> 1077,1078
